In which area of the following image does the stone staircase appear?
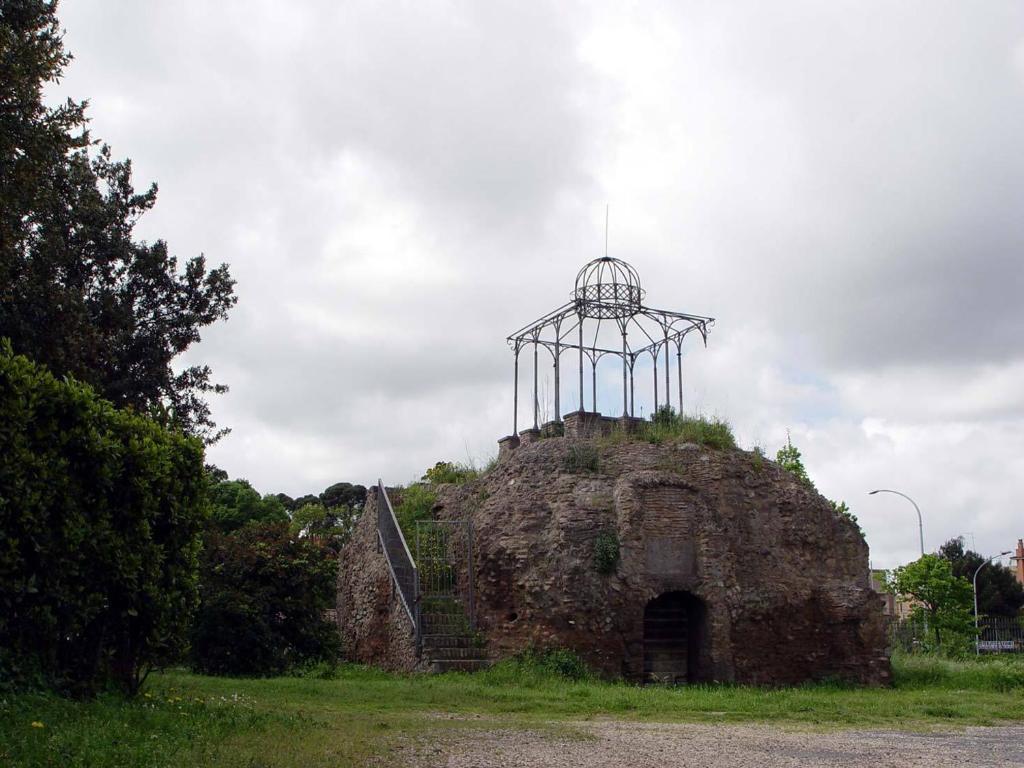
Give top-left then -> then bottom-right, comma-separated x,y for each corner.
420,599 -> 490,673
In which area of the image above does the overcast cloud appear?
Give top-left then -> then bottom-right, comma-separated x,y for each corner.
53,0 -> 1024,568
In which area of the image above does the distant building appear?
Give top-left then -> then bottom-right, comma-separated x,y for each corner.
1014,539 -> 1024,587
870,569 -> 915,619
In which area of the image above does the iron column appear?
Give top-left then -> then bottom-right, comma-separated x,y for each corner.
512,346 -> 519,435
532,340 -> 538,429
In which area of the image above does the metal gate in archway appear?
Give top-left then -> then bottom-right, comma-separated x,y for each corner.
415,520 -> 475,630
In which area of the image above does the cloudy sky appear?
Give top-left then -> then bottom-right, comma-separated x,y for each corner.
53,1 -> 1024,568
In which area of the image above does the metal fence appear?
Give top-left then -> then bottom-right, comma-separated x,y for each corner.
890,615 -> 1024,654
415,519 -> 475,630
977,617 -> 1024,653
375,480 -> 419,637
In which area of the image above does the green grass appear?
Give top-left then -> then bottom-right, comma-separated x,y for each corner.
5,654 -> 1024,767
597,409 -> 737,450
641,412 -> 736,449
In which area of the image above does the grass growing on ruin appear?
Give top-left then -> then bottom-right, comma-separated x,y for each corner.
596,408 -> 737,450
642,407 -> 737,449
6,654 -> 1024,767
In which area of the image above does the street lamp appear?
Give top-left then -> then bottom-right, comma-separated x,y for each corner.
868,489 -> 924,557
974,551 -> 1012,655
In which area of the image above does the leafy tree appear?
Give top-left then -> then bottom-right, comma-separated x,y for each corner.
0,342 -> 206,695
288,501 -> 359,552
0,1 -> 235,442
288,493 -> 320,512
207,479 -> 288,533
889,555 -> 974,648
190,523 -> 341,676
938,538 -> 1024,619
271,492 -> 295,510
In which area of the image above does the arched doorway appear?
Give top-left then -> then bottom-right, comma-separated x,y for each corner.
643,591 -> 705,684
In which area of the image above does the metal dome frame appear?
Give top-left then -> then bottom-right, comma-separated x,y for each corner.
506,256 -> 714,435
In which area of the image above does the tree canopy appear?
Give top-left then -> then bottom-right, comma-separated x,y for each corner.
0,342 -> 206,695
889,554 -> 974,649
207,479 -> 289,533
0,0 -> 235,442
190,523 -> 341,676
938,538 -> 1024,619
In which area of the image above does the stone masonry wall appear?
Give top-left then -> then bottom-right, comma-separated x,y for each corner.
336,486 -> 419,672
338,437 -> 891,685
432,437 -> 890,686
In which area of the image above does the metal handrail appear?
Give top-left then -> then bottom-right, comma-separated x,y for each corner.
375,479 -> 419,638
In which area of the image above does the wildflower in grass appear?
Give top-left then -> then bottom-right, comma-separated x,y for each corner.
30,721 -> 44,728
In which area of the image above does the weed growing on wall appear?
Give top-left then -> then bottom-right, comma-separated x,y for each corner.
594,532 -> 621,575
563,444 -> 600,473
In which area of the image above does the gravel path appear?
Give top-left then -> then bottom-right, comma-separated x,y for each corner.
400,721 -> 1024,767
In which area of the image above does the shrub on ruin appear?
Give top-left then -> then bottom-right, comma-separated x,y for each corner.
0,343 -> 206,696
393,483 -> 437,536
422,461 -> 477,485
594,532 -> 620,575
190,523 -> 341,676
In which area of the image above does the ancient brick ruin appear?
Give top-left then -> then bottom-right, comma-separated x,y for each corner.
336,432 -> 891,685
337,255 -> 890,684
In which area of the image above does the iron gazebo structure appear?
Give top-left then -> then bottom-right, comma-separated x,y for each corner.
505,256 -> 714,441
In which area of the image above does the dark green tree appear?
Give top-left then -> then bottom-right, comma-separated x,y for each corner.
190,523 -> 341,676
0,1 -> 235,442
0,343 -> 206,695
207,479 -> 288,533
289,494 -> 320,511
319,481 -> 367,510
938,538 -> 1024,619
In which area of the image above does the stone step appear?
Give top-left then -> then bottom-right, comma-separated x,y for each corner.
420,616 -> 470,631
423,646 -> 489,661
428,658 -> 492,674
421,634 -> 477,648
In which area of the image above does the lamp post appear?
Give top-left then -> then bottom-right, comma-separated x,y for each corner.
868,489 -> 924,557
973,551 -> 1012,655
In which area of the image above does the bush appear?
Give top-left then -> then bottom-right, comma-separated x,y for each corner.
594,532 -> 620,575
0,343 -> 206,695
515,646 -> 592,681
190,523 -> 341,676
393,484 -> 437,536
422,461 -> 477,485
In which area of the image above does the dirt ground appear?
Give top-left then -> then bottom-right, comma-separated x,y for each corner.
399,721 -> 1024,767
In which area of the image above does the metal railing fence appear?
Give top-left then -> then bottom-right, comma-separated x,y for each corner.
890,615 -> 1024,654
415,519 -> 475,630
375,480 -> 420,639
